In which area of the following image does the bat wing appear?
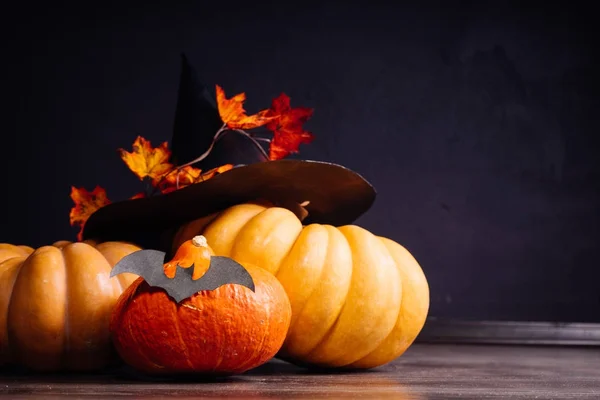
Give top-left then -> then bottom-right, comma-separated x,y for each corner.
110,249 -> 171,287
111,250 -> 255,303
169,256 -> 255,302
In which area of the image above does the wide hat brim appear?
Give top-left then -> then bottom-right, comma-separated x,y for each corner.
82,159 -> 376,245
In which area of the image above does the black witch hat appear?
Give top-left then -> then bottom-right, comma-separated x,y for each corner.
81,54 -> 376,249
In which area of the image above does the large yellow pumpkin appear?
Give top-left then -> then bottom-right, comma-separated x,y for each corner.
171,202 -> 429,369
0,240 -> 141,371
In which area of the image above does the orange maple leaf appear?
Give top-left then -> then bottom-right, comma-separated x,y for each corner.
69,186 -> 111,241
130,192 -> 146,200
160,165 -> 203,193
266,93 -> 314,160
215,85 -> 277,130
118,136 -> 173,185
199,164 -> 234,181
159,164 -> 234,194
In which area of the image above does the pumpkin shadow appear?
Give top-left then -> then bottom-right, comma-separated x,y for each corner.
107,360 -> 381,381
0,364 -> 243,384
112,365 -> 246,383
0,359 -> 380,384
243,358 -> 382,376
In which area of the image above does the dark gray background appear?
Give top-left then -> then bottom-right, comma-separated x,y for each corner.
2,1 -> 598,323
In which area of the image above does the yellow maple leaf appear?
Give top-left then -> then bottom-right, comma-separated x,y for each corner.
119,136 -> 173,185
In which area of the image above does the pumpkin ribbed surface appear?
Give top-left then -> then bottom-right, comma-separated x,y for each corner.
110,261 -> 292,375
172,203 -> 430,369
0,240 -> 141,371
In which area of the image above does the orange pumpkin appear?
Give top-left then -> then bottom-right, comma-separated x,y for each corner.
0,240 -> 141,371
172,202 -> 430,369
110,235 -> 292,375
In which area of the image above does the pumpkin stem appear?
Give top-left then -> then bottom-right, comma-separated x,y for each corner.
251,198 -> 310,222
163,235 -> 212,280
192,235 -> 208,248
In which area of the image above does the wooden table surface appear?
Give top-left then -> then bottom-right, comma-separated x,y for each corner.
1,343 -> 599,399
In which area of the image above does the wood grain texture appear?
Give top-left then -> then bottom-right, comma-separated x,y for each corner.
1,344 -> 598,399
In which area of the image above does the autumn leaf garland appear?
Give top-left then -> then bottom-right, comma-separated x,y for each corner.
70,84 -> 314,241
69,136 -> 234,241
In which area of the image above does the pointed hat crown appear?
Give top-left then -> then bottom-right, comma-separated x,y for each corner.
170,54 -> 268,170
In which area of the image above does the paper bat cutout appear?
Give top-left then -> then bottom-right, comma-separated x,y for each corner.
110,249 -> 255,303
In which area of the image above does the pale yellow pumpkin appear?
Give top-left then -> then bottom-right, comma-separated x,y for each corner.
0,240 -> 141,371
172,203 -> 429,369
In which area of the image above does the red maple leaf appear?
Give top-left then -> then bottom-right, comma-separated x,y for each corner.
266,93 -> 314,160
69,186 -> 111,241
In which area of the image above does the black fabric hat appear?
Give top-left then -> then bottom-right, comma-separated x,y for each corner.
81,54 -> 376,249
170,54 -> 269,170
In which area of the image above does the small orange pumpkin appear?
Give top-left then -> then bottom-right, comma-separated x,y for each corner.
109,235 -> 292,375
0,240 -> 141,371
